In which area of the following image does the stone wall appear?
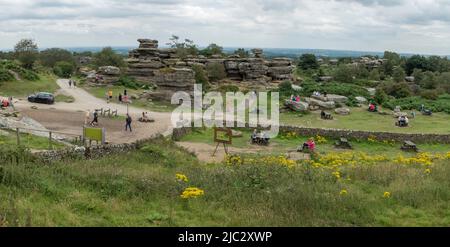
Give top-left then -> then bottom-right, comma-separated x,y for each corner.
125,39 -> 295,100
34,135 -> 162,163
171,124 -> 450,144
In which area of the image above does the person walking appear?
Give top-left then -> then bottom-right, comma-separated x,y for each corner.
90,110 -> 99,126
118,93 -> 122,103
125,114 -> 132,132
73,80 -> 77,88
68,80 -> 72,88
108,90 -> 113,103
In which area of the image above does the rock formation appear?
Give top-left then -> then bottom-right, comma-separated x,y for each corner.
125,39 -> 295,100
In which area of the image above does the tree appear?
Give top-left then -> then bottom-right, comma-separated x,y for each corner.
206,62 -> 226,81
192,65 -> 209,90
40,48 -> 74,68
298,54 -> 319,70
166,35 -> 199,59
368,68 -> 380,81
14,39 -> 39,69
383,51 -> 401,65
374,89 -> 388,104
93,47 -> 125,68
200,43 -> 224,57
334,64 -> 354,83
405,55 -> 428,75
233,48 -> 249,58
392,67 -> 405,82
53,61 -> 75,78
420,71 -> 437,89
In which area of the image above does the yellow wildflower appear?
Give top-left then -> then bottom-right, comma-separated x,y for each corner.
180,187 -> 205,199
383,192 -> 391,198
176,173 -> 188,182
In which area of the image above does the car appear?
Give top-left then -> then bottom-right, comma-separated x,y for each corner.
28,92 -> 55,104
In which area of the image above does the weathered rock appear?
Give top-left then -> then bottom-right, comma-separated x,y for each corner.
355,96 -> 367,104
335,107 -> 350,115
312,94 -> 348,103
291,84 -> 302,91
284,100 -> 309,112
304,97 -> 336,109
394,112 -> 408,118
98,66 -> 120,75
366,87 -> 376,96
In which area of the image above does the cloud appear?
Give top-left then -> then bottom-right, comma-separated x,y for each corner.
0,0 -> 450,55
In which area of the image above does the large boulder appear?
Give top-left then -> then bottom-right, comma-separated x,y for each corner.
335,107 -> 350,115
312,94 -> 348,103
304,97 -> 336,109
98,66 -> 120,75
284,100 -> 309,112
355,96 -> 367,104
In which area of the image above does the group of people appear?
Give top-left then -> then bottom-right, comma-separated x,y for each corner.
68,79 -> 77,88
106,89 -> 128,104
300,138 -> 316,152
1,96 -> 14,110
84,109 -> 133,132
251,129 -> 270,145
397,115 -> 409,127
290,95 -> 301,102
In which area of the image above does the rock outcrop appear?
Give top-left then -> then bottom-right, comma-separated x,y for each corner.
125,38 -> 295,100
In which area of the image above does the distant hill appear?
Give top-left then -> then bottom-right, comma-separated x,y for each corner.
1,46 -> 439,59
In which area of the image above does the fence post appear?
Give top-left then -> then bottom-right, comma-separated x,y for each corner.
16,128 -> 20,146
49,131 -> 52,150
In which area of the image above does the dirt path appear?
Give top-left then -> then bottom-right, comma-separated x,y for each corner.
14,79 -> 173,143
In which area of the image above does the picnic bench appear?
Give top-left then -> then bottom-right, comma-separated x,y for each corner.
401,140 -> 418,152
321,111 -> 333,120
335,138 -> 352,149
251,134 -> 270,146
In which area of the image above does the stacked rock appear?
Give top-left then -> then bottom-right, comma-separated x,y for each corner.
96,66 -> 120,84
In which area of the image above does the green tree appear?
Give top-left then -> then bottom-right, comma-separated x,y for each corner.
206,62 -> 226,82
368,68 -> 380,80
200,43 -> 223,57
53,61 -> 75,78
392,67 -> 405,82
40,48 -> 74,68
233,48 -> 249,58
93,47 -> 125,68
14,39 -> 39,69
298,54 -> 319,70
334,64 -> 354,83
383,51 -> 401,65
374,88 -> 388,104
192,65 -> 210,90
405,55 -> 428,75
420,71 -> 437,89
166,35 -> 199,59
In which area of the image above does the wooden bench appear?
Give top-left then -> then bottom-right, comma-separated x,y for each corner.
401,140 -> 418,152
335,137 -> 352,149
321,111 -> 333,120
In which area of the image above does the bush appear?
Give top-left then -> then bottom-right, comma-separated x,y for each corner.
93,47 -> 125,68
300,82 -> 370,98
278,80 -> 293,97
53,61 -> 75,78
383,94 -> 450,113
0,69 -> 14,82
218,84 -> 239,92
206,62 -> 226,81
192,65 -> 210,90
334,64 -> 354,83
40,48 -> 74,67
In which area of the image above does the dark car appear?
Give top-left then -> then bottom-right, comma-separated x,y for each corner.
28,92 -> 55,104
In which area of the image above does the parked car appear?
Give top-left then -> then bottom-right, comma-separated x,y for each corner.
28,92 -> 55,104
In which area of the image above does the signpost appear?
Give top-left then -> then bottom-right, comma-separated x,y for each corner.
212,127 -> 232,156
83,127 -> 106,145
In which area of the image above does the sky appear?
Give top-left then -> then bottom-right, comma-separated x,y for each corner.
1,0 -> 450,55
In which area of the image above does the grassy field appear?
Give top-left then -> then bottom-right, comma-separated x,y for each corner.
84,85 -> 177,112
0,73 -> 59,98
1,137 -> 449,226
281,107 -> 450,134
0,130 -> 66,150
179,128 -> 450,157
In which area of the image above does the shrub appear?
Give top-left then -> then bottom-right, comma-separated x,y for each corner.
53,61 -> 75,78
218,84 -> 239,92
300,82 -> 370,98
0,68 -> 14,82
192,65 -> 209,90
278,80 -> 293,97
206,62 -> 226,82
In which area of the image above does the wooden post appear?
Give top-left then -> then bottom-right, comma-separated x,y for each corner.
49,131 -> 52,150
16,128 -> 20,146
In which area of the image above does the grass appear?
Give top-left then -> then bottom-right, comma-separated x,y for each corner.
84,85 -> 177,112
281,107 -> 450,134
0,73 -> 59,98
1,137 -> 450,226
179,127 -> 450,157
0,130 -> 66,150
